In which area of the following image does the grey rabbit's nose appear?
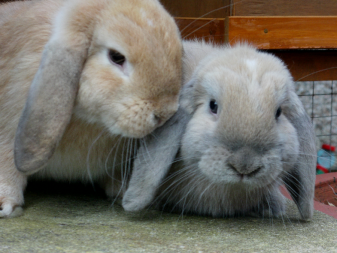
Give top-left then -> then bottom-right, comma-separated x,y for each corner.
227,162 -> 262,177
227,147 -> 263,176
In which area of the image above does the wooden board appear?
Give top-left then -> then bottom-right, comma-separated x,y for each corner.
161,0 -> 231,18
268,50 -> 337,81
227,16 -> 337,49
175,17 -> 337,81
4,0 -> 337,17
232,0 -> 337,16
175,18 -> 225,44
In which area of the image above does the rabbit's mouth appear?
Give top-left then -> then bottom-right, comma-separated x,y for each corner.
197,159 -> 284,190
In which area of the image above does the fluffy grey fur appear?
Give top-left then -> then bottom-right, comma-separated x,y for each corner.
123,41 -> 316,220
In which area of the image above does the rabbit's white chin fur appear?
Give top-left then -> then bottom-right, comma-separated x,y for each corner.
158,167 -> 286,217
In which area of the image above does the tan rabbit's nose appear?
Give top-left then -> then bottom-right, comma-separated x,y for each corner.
153,114 -> 163,126
153,106 -> 178,127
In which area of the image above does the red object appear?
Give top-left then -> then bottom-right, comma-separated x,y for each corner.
314,173 -> 337,219
322,144 -> 336,152
315,175 -> 337,207
317,164 -> 329,173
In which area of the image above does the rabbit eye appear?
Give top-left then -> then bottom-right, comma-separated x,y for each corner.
108,50 -> 126,66
209,99 -> 218,114
275,107 -> 282,119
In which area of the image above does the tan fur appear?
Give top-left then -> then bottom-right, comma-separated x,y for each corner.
0,0 -> 182,217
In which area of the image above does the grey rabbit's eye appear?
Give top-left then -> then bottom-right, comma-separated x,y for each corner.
275,107 -> 282,119
209,99 -> 218,114
108,49 -> 126,66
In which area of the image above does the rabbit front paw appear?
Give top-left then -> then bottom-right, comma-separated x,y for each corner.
0,173 -> 26,218
0,198 -> 24,218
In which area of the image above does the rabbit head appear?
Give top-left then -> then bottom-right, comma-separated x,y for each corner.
182,45 -> 299,187
11,0 -> 182,174
123,42 -> 316,220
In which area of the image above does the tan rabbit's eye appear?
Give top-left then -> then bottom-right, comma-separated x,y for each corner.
209,99 -> 218,114
275,107 -> 282,119
108,50 -> 126,66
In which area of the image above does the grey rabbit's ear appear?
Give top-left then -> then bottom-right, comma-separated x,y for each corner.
123,107 -> 191,212
122,81 -> 195,211
14,9 -> 94,174
179,78 -> 197,114
282,86 -> 316,220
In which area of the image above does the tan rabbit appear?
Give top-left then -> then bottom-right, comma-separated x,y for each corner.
0,0 -> 182,217
123,41 -> 316,220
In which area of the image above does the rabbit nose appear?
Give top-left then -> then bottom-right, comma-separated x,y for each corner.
245,166 -> 262,177
153,107 -> 176,127
154,114 -> 163,126
227,162 -> 262,177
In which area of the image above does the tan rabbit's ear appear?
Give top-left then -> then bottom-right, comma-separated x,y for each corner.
14,42 -> 87,174
13,2 -> 96,174
282,86 -> 316,220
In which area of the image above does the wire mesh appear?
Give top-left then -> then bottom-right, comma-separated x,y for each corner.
295,81 -> 337,172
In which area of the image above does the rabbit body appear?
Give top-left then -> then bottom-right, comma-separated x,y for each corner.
0,0 -> 182,217
123,41 -> 316,220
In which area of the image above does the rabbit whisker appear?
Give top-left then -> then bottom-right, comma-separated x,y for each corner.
155,169 -> 199,212
86,130 -> 105,185
104,136 -> 123,179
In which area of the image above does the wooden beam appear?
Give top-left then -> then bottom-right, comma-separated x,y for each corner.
175,17 -> 337,82
232,0 -> 337,16
268,50 -> 337,82
161,0 -> 231,18
175,18 -> 225,44
227,16 -> 337,49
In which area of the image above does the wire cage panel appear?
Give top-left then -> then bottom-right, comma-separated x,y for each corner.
295,81 -> 337,172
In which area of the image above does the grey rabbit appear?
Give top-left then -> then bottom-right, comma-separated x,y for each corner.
123,41 -> 317,220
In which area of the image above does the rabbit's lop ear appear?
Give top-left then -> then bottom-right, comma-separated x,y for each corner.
282,85 -> 316,220
122,82 -> 195,211
14,3 -> 98,174
122,107 -> 191,211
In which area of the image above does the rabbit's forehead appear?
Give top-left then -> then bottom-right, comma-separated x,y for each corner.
221,72 -> 284,113
199,69 -> 285,106
92,0 -> 181,60
100,0 -> 179,39
198,53 -> 289,106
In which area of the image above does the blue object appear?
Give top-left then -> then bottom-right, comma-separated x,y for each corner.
317,149 -> 336,169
